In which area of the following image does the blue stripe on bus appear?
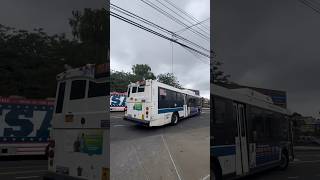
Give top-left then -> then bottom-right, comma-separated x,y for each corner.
212,145 -> 236,156
256,145 -> 280,166
158,107 -> 184,114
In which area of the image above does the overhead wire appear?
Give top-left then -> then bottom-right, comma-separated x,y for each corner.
153,0 -> 209,37
140,0 -> 210,41
161,0 -> 210,31
110,3 -> 210,54
299,0 -> 320,14
110,10 -> 210,58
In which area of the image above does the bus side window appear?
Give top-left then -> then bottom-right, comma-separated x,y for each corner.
55,82 -> 66,113
88,81 -> 107,98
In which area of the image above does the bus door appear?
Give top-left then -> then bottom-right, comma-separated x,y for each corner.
183,94 -> 188,117
234,103 -> 249,175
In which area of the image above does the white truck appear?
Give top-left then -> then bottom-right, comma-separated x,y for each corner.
44,64 -> 109,180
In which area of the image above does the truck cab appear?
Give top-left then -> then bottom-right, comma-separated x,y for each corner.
44,64 -> 109,180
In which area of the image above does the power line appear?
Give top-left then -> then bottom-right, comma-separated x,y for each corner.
161,0 -> 210,31
299,0 -> 320,14
110,3 -> 210,54
175,18 -> 210,34
153,0 -> 209,36
110,10 -> 210,58
140,0 -> 210,41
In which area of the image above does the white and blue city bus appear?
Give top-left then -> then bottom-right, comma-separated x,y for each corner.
211,84 -> 294,180
44,64 -> 109,180
124,80 -> 202,127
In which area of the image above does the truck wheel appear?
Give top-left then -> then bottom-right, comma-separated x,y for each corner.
171,113 -> 179,125
279,151 -> 289,170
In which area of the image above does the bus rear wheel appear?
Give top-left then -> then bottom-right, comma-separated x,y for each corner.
211,160 -> 222,180
171,113 -> 179,125
279,150 -> 289,170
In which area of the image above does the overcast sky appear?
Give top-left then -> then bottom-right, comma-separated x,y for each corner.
0,0 -> 105,38
213,0 -> 320,117
110,0 -> 210,98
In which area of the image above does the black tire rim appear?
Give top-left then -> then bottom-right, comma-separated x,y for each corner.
173,114 -> 178,124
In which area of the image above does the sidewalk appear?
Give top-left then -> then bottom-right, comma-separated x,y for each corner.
294,146 -> 320,151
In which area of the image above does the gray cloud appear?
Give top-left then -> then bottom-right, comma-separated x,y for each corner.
213,0 -> 320,117
0,0 -> 106,36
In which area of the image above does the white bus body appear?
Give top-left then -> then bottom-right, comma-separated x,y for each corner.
211,84 -> 294,180
124,80 -> 202,127
44,64 -> 109,180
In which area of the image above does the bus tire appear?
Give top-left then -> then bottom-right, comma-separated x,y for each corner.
171,113 -> 179,125
278,149 -> 289,170
211,158 -> 222,180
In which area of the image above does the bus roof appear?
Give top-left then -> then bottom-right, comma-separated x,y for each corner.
212,83 -> 291,115
129,79 -> 201,98
56,64 -> 108,81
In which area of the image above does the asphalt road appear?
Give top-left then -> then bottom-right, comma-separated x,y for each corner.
243,150 -> 320,180
110,110 -> 210,180
0,156 -> 47,180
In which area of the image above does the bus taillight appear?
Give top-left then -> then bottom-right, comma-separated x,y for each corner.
146,107 -> 149,111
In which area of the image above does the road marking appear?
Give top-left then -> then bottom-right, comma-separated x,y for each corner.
293,160 -> 320,164
161,134 -> 182,180
16,176 -> 40,179
201,174 -> 210,180
0,170 -> 47,175
112,124 -> 127,127
110,115 -> 124,119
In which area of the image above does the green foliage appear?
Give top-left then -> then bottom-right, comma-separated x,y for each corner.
157,73 -> 182,89
211,59 -> 230,83
111,64 -> 182,92
131,64 -> 156,80
110,71 -> 134,93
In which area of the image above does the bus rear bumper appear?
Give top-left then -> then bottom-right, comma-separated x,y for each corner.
43,172 -> 86,180
123,116 -> 150,126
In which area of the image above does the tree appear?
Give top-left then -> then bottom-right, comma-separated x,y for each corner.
110,71 -> 135,93
132,64 -> 156,80
211,60 -> 231,83
0,8 -> 109,98
157,73 -> 182,89
69,8 -> 108,64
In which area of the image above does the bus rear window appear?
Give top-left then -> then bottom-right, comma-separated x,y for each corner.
55,82 -> 65,113
88,81 -> 107,98
132,87 -> 137,93
70,80 -> 86,100
138,86 -> 145,92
